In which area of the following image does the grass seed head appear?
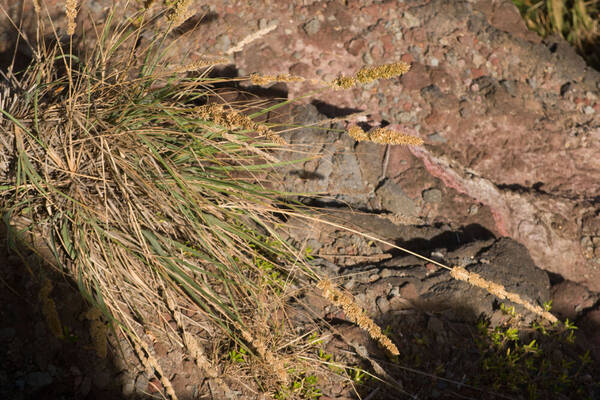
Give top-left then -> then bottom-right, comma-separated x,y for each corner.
65,0 -> 78,35
250,73 -> 305,86
369,127 -> 424,145
450,266 -> 558,323
355,62 -> 411,84
347,125 -> 370,141
318,279 -> 400,356
347,125 -> 423,146
330,75 -> 357,89
330,62 -> 411,89
196,103 -> 285,144
167,0 -> 194,28
174,57 -> 230,73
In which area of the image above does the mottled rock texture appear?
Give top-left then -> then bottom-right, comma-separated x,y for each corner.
137,0 -> 599,292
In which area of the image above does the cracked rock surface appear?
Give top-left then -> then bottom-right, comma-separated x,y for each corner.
165,0 -> 600,293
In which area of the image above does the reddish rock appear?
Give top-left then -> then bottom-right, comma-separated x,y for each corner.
288,61 -> 311,77
486,0 -> 541,43
550,281 -> 600,319
345,37 -> 366,56
400,63 -> 431,91
580,309 -> 600,361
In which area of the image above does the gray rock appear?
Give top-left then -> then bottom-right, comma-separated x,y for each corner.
0,327 -> 16,341
135,373 -> 149,393
376,296 -> 391,314
302,18 -> 320,36
122,380 -> 135,397
215,34 -> 230,52
376,180 -> 417,217
402,11 -> 421,28
26,371 -> 53,389
422,188 -> 443,203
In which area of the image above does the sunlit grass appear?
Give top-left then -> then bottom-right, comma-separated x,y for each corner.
0,4 -> 320,396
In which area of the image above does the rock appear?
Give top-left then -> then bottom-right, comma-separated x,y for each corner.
398,282 -> 419,302
215,34 -> 231,53
137,0 -> 600,293
376,180 -> 418,217
376,296 -> 391,314
135,373 -> 149,394
25,371 -> 53,389
0,327 -> 16,341
402,11 -> 421,28
550,281 -> 600,319
422,188 -> 442,203
416,238 -> 551,323
122,380 -> 135,397
302,18 -> 321,36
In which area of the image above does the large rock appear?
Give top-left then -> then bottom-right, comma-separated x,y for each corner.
142,0 -> 600,291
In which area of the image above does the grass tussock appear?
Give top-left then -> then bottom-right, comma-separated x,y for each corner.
0,4 -> 321,397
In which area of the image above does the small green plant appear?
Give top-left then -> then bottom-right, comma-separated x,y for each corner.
275,373 -> 322,400
382,324 -> 394,337
473,316 -> 598,398
228,346 -> 247,364
500,302 -> 517,317
304,245 -> 315,261
306,331 -> 323,346
563,318 -> 578,344
62,325 -> 79,344
318,348 -> 344,374
350,368 -> 369,385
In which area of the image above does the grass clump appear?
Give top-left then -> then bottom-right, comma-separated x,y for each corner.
0,3 -> 320,397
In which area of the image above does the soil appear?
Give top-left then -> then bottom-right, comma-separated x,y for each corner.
1,0 -> 600,399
